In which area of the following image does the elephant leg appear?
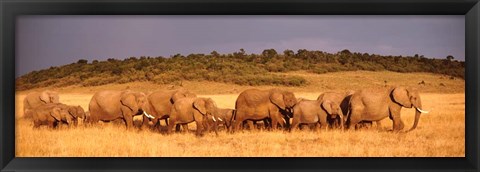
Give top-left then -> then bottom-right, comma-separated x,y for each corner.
375,121 -> 383,130
357,121 -> 370,129
85,114 -> 94,126
392,118 -> 404,131
347,110 -> 361,131
319,115 -> 328,131
176,124 -> 183,133
24,109 -> 31,119
326,116 -> 334,129
123,115 -> 134,130
231,112 -> 245,132
270,119 -> 277,131
290,119 -> 300,132
305,123 -> 312,130
195,121 -> 205,137
141,115 -> 150,128
48,121 -> 55,129
270,116 -> 281,131
151,119 -> 161,132
73,119 -> 78,127
175,124 -> 182,132
335,116 -> 342,129
272,111 -> 286,130
167,118 -> 176,134
231,120 -> 240,132
310,123 -> 319,132
369,121 -> 376,129
264,118 -> 272,130
181,124 -> 189,133
247,120 -> 255,130
204,121 -> 211,132
390,108 -> 404,131
299,124 -> 305,130
33,121 -> 40,128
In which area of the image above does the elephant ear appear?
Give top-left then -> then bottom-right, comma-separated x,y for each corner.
392,87 -> 412,108
317,93 -> 325,101
321,100 -> 333,115
50,107 -> 63,121
48,91 -> 60,103
39,91 -> 50,103
171,91 -> 184,104
270,92 -> 286,110
77,106 -> 86,119
207,98 -> 218,115
193,99 -> 207,115
67,106 -> 80,118
207,98 -> 217,108
121,93 -> 138,112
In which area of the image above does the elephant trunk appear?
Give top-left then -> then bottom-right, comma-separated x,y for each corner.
408,103 -> 423,132
213,117 -> 219,136
286,107 -> 294,118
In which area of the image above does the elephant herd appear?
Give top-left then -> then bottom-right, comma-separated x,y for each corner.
23,90 -> 86,128
23,86 -> 429,136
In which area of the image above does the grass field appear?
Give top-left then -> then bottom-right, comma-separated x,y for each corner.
15,71 -> 465,157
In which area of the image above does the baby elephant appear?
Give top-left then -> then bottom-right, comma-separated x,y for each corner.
202,108 -> 235,132
32,103 -> 86,128
291,99 -> 344,131
214,108 -> 235,131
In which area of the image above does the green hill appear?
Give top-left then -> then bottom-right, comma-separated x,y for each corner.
15,49 -> 464,91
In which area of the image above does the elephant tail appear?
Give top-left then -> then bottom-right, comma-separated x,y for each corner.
231,109 -> 237,122
344,99 -> 353,127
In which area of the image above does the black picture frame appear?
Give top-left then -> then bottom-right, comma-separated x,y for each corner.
1,0 -> 478,171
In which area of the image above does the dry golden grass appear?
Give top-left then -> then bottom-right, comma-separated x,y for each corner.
15,71 -> 465,157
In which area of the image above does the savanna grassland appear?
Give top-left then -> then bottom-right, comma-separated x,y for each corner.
15,71 -> 465,157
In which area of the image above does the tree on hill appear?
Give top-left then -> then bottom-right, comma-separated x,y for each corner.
446,55 -> 455,61
77,59 -> 88,64
262,49 -> 278,58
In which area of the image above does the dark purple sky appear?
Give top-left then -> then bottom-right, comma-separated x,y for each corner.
16,15 -> 464,77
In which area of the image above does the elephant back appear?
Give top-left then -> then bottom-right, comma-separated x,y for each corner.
236,89 -> 270,108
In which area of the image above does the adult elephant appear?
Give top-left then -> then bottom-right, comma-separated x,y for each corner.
347,86 -> 429,132
32,103 -> 76,128
291,99 -> 344,131
87,90 -> 152,130
232,88 -> 297,132
318,91 -> 382,130
142,89 -> 197,130
317,90 -> 354,129
23,90 -> 60,119
167,97 -> 219,136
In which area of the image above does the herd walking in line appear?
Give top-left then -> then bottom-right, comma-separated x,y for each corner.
22,86 -> 430,136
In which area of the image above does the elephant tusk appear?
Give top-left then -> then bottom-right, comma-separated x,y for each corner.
143,111 -> 155,119
416,107 -> 430,114
282,118 -> 286,124
217,117 -> 223,122
212,116 -> 216,122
